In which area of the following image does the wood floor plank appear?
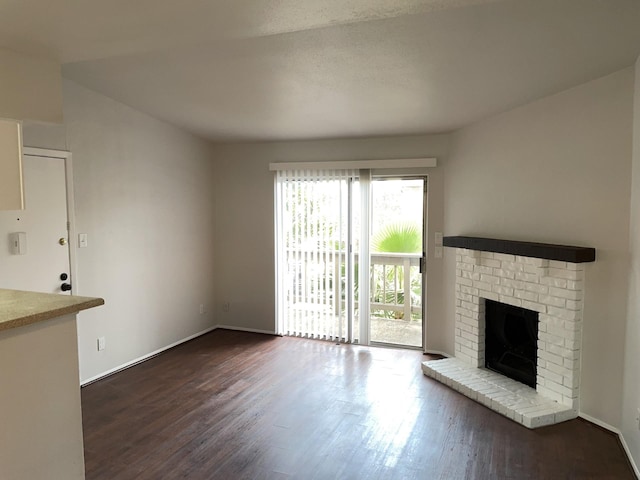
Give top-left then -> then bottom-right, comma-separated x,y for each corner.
82,329 -> 635,479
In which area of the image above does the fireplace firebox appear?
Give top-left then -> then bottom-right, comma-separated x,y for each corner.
484,299 -> 538,388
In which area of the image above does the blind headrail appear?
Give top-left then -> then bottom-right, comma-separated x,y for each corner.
269,157 -> 437,171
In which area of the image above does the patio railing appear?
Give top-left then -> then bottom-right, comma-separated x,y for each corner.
370,252 -> 422,320
283,249 -> 422,321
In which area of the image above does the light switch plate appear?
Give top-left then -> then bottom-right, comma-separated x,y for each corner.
78,233 -> 88,248
435,232 -> 443,246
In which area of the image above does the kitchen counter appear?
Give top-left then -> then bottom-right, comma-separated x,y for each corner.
0,288 -> 104,332
0,288 -> 104,480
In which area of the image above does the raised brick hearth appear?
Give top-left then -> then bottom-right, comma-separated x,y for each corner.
423,241 -> 593,428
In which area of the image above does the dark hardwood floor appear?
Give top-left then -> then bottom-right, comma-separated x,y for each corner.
82,329 -> 635,479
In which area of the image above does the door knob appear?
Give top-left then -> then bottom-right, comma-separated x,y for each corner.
59,237 -> 67,246
61,283 -> 72,292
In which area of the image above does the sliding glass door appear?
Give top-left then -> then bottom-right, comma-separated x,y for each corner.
275,169 -> 426,348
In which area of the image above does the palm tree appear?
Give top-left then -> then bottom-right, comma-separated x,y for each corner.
371,222 -> 421,254
370,222 -> 421,319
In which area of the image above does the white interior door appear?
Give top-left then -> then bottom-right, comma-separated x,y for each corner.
0,154 -> 71,294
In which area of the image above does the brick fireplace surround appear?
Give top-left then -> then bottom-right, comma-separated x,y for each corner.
422,237 -> 595,429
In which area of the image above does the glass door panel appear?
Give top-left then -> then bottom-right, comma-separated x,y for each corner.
369,178 -> 425,348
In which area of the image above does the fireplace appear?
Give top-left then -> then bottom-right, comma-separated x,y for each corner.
422,236 -> 595,428
484,299 -> 538,388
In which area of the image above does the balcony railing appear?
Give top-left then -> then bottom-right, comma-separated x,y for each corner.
370,252 -> 422,320
283,249 -> 422,321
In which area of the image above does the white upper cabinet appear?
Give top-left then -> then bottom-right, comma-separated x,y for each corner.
0,119 -> 24,210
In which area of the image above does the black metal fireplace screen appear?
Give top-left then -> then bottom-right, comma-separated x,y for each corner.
484,299 -> 538,388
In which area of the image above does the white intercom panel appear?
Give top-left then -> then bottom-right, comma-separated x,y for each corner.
9,232 -> 26,255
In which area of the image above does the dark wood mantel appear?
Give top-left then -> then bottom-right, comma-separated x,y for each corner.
443,236 -> 596,263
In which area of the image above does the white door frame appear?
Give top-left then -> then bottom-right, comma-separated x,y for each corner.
22,147 -> 78,295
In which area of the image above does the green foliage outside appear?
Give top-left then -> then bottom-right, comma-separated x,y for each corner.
370,222 -> 422,320
371,223 -> 421,254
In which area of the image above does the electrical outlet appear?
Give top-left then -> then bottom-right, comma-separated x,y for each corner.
97,337 -> 106,351
223,302 -> 230,313
199,304 -> 205,314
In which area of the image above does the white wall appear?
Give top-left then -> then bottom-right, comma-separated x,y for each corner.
0,48 -> 62,123
622,56 -> 640,471
22,121 -> 68,151
63,80 -> 218,382
444,68 -> 634,428
211,135 -> 450,351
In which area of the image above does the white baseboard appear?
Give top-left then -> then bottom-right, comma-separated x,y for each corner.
424,349 -> 451,357
620,433 -> 640,479
579,412 -> 619,432
80,325 -> 218,386
579,413 -> 639,478
216,324 -> 277,335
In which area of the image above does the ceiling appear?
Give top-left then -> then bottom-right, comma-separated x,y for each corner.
2,0 -> 640,142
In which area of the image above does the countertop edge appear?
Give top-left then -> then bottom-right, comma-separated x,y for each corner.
0,292 -> 105,333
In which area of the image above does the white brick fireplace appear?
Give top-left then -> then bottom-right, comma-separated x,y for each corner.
422,237 -> 594,428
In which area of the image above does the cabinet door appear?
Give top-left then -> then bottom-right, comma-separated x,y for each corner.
0,119 -> 23,210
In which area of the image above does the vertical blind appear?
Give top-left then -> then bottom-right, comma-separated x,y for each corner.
275,169 -> 359,342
